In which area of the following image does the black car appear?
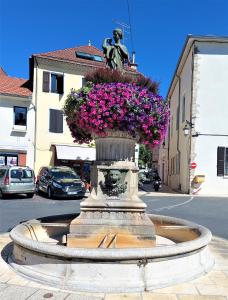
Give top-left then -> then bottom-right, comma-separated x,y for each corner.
36,166 -> 86,199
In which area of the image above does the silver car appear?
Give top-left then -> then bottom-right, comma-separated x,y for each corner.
0,166 -> 35,199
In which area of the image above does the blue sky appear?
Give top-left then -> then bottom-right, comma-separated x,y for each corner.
0,0 -> 228,97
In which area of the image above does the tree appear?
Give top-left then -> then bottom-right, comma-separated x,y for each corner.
139,144 -> 153,168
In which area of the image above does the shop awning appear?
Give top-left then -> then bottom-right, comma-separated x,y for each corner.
55,145 -> 96,161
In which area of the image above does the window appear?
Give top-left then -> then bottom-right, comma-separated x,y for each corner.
14,106 -> 27,126
43,71 -> 64,94
0,155 -> 18,166
76,51 -> 103,62
217,147 -> 228,176
182,95 -> 186,123
49,109 -> 63,133
82,77 -> 87,87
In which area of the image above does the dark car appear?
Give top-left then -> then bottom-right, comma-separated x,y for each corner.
36,166 -> 86,199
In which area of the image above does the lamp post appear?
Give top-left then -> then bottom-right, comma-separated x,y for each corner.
183,120 -> 194,136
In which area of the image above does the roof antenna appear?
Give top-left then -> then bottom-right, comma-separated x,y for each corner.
88,40 -> 91,46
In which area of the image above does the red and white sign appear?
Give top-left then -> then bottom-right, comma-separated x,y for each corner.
191,162 -> 197,169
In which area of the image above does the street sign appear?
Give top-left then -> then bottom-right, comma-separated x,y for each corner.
191,162 -> 197,169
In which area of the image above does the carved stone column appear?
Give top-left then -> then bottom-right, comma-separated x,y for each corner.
67,131 -> 156,248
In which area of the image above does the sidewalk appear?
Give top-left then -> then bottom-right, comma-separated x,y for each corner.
139,183 -> 185,197
0,233 -> 228,299
139,184 -> 228,198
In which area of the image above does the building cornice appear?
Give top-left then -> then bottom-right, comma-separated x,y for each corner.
0,93 -> 32,101
166,35 -> 228,100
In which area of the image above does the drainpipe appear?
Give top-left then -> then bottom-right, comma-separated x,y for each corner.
33,57 -> 38,174
188,43 -> 195,194
176,75 -> 181,191
167,97 -> 171,185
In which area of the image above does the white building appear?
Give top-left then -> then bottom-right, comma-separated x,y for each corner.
0,68 -> 35,168
167,35 -> 228,195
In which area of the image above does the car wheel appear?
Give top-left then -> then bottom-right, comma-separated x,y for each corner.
26,193 -> 34,198
47,187 -> 53,199
0,189 -> 5,199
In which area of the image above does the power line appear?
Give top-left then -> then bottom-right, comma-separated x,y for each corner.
127,0 -> 135,52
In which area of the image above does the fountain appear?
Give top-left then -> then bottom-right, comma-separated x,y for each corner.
8,29 -> 214,292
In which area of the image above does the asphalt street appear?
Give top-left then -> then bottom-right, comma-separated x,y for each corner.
0,191 -> 227,240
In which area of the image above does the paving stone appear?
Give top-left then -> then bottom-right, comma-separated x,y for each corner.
7,276 -> 30,286
195,284 -> 228,297
190,275 -> 214,285
210,276 -> 228,286
208,271 -> 228,279
0,282 -> 8,291
178,295 -> 227,300
27,289 -> 69,299
0,284 -> 38,300
0,269 -> 17,283
105,293 -> 140,300
153,283 -> 199,295
66,292 -> 105,300
142,292 -> 177,299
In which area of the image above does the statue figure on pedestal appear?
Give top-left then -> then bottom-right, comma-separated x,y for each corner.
102,28 -> 130,70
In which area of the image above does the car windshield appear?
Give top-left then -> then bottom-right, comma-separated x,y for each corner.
10,169 -> 33,179
50,170 -> 80,180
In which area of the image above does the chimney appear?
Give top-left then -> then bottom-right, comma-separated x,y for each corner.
130,51 -> 138,70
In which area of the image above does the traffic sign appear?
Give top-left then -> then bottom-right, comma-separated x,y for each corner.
191,162 -> 197,169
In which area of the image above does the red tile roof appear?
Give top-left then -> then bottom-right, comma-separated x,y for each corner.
0,67 -> 32,97
35,45 -> 138,73
36,45 -> 106,68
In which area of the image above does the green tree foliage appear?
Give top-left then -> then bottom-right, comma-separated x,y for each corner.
139,144 -> 153,168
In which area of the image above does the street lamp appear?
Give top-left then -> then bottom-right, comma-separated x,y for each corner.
183,120 -> 194,136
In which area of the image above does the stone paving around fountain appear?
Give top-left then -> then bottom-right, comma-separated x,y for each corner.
0,233 -> 227,300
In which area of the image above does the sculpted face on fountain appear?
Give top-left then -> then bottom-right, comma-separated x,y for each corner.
107,170 -> 122,187
100,169 -> 127,196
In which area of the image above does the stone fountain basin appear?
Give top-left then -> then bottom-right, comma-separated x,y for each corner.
9,214 -> 214,292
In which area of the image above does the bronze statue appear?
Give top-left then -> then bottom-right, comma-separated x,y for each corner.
102,28 -> 129,70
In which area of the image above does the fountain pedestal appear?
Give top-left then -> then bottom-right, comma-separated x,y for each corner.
67,131 -> 156,248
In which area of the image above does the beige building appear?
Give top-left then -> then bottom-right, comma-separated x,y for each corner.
166,35 -> 228,195
29,45 -> 138,178
29,45 -> 107,177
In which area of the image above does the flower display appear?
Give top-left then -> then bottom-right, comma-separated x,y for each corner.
64,73 -> 169,148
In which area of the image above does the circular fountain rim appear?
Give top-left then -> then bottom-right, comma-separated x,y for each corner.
10,214 -> 212,261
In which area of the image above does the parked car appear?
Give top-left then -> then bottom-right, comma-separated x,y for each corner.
0,166 -> 35,199
36,166 -> 86,199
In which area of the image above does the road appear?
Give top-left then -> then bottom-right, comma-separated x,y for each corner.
0,192 -> 228,240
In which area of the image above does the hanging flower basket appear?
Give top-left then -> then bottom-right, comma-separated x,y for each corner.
63,71 -> 169,149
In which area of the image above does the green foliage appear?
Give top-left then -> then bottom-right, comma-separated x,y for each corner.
63,84 -> 92,119
139,144 -> 153,167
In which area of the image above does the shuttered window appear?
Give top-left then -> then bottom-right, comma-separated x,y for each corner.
217,147 -> 228,176
43,72 -> 64,94
51,74 -> 64,94
225,148 -> 228,176
49,109 -> 63,133
43,71 -> 50,92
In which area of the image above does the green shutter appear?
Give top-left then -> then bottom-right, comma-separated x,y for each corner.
217,147 -> 225,176
43,71 -> 50,92
49,109 -> 63,133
